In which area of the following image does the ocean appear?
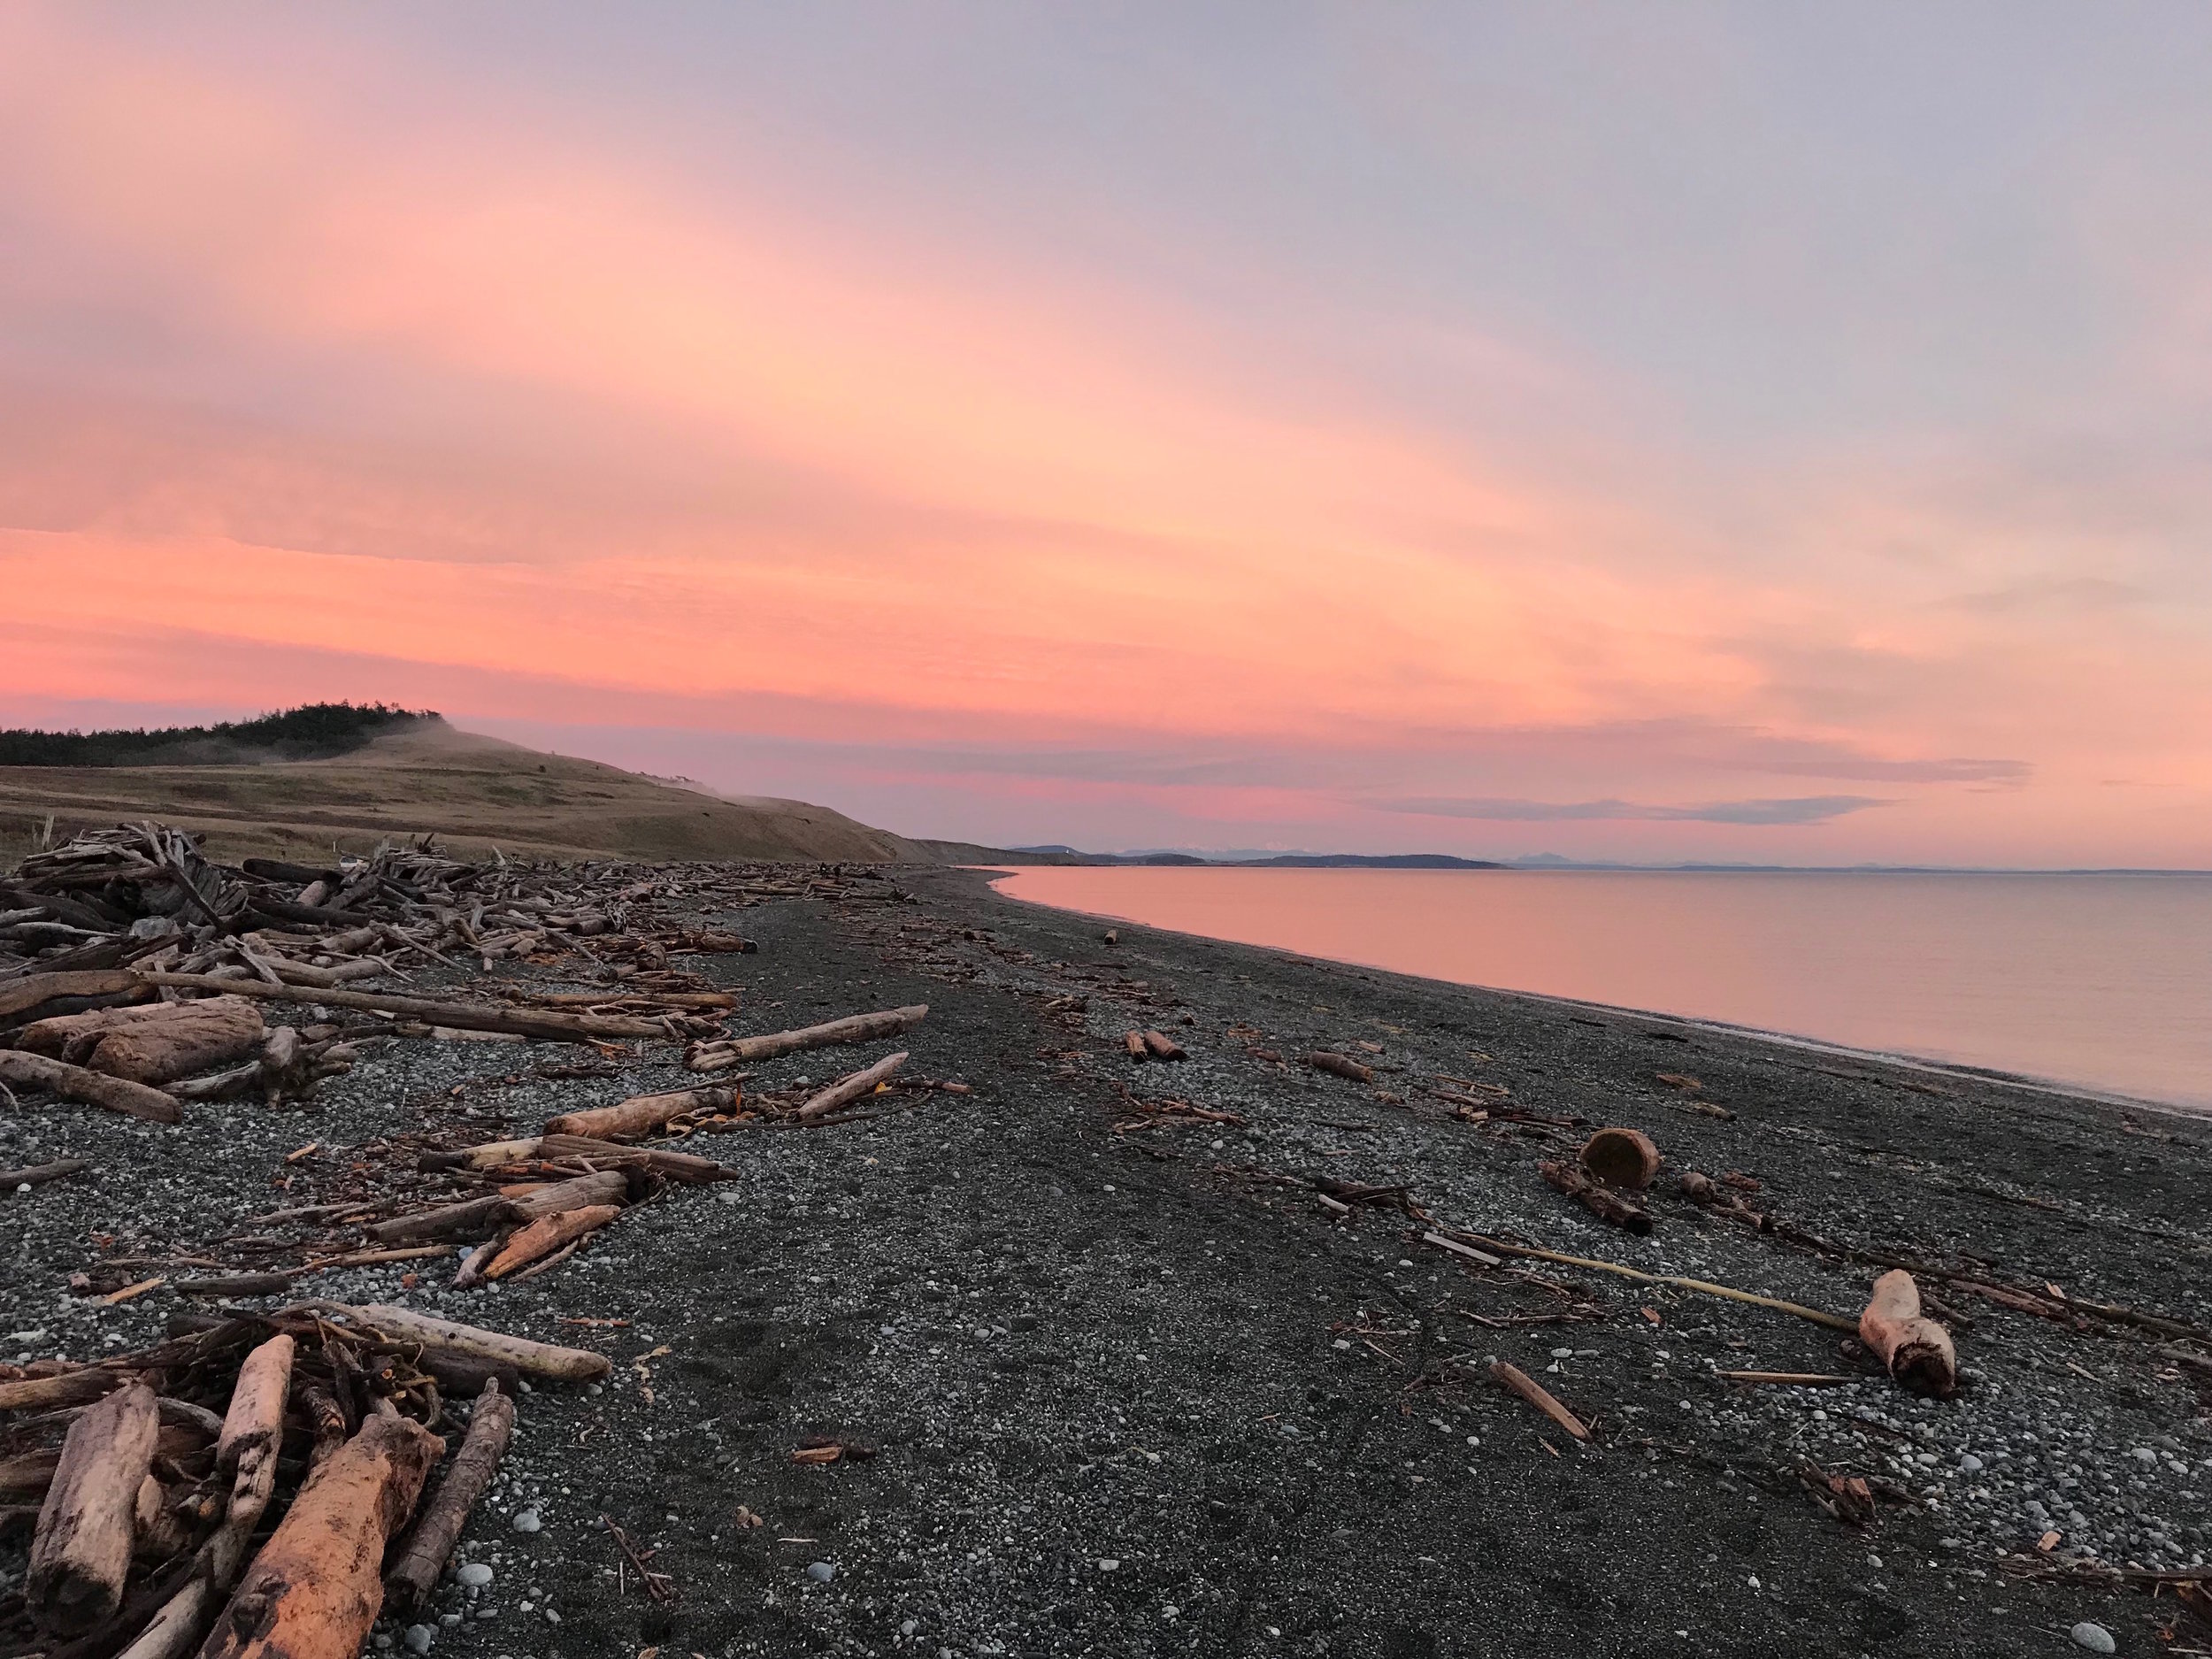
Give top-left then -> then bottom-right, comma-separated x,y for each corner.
989,866 -> 2212,1112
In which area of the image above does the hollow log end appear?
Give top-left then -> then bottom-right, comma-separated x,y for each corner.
1578,1126 -> 1663,1191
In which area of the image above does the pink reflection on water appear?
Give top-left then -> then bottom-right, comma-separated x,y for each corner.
991,867 -> 2212,1111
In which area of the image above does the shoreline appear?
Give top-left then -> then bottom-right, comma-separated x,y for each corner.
3,860 -> 2205,1656
982,864 -> 2212,1121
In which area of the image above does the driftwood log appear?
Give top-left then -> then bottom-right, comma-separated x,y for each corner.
533,1134 -> 732,1183
14,996 -> 264,1085
87,999 -> 265,1086
0,1052 -> 180,1124
797,1051 -> 907,1119
196,1414 -> 442,1659
485,1205 -> 622,1279
1305,1051 -> 1374,1084
1139,1030 -> 1187,1062
130,972 -> 683,1042
1539,1159 -> 1654,1233
0,969 -> 151,1032
365,1171 -> 626,1245
114,1336 -> 299,1659
685,1004 -> 926,1071
27,1380 -> 160,1633
544,1085 -> 740,1141
331,1304 -> 613,1382
0,1157 -> 90,1192
1859,1269 -> 1958,1397
1577,1127 -> 1662,1190
419,1135 -> 733,1184
384,1381 -> 514,1614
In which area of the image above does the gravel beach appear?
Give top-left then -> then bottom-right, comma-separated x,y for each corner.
4,864 -> 2207,1659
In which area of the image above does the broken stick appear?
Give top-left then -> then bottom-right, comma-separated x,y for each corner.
1487,1360 -> 1592,1442
797,1051 -> 907,1119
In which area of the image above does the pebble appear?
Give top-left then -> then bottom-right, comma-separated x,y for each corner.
1958,1454 -> 1983,1474
511,1509 -> 541,1534
807,1562 -> 836,1583
2070,1623 -> 2116,1654
457,1563 -> 494,1588
403,1625 -> 434,1655
1097,1558 -> 1120,1572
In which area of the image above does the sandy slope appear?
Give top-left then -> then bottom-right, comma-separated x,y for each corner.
0,717 -> 941,864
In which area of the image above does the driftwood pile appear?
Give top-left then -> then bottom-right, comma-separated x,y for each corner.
0,825 -> 927,1127
0,1303 -> 600,1659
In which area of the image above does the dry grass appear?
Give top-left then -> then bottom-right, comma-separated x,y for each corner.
0,720 -> 938,867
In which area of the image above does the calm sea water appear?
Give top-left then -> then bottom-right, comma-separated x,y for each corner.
990,867 -> 2212,1112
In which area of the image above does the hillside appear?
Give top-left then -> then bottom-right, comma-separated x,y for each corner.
0,716 -> 952,865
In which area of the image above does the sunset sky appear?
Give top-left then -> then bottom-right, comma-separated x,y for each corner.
4,4 -> 2210,864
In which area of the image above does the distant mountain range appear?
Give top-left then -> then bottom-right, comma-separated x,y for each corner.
1009,847 -> 1503,869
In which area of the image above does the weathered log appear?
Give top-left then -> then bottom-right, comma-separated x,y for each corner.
0,1052 -> 180,1124
15,998 -> 245,1061
1139,1030 -> 1187,1062
331,1304 -> 612,1382
130,972 -> 679,1042
196,1414 -> 442,1659
0,1365 -> 121,1413
533,1134 -> 733,1184
365,1194 -> 514,1247
0,969 -> 150,1032
216,1335 -> 295,1476
797,1051 -> 907,1119
1122,1031 -> 1147,1060
484,1204 -> 622,1279
507,1169 -> 627,1220
1305,1051 -> 1374,1084
1539,1158 -> 1654,1233
1578,1126 -> 1662,1191
28,1381 -> 159,1633
384,1382 -> 514,1614
240,858 -> 343,887
418,1137 -> 541,1172
80,998 -> 265,1085
0,1450 -> 58,1497
685,1004 -> 926,1071
1859,1269 -> 1957,1398
0,1157 -> 89,1193
543,1085 -> 740,1141
132,1474 -> 191,1561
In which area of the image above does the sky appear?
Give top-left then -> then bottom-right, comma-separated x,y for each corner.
4,4 -> 2210,865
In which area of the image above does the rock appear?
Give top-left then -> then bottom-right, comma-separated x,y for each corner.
457,1563 -> 495,1588
2070,1623 -> 2116,1654
807,1562 -> 835,1583
2131,1448 -> 2157,1466
403,1625 -> 435,1655
1097,1558 -> 1120,1572
511,1507 -> 542,1533
1959,1454 -> 1984,1474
